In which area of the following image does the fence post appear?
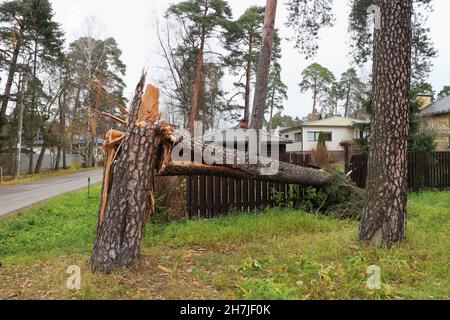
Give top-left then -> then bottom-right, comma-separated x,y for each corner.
88,177 -> 91,199
0,166 -> 3,183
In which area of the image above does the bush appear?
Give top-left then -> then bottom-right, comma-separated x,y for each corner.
319,172 -> 365,220
150,192 -> 172,224
410,131 -> 437,155
312,132 -> 332,168
296,171 -> 364,220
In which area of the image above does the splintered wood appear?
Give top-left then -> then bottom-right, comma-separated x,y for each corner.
97,84 -> 160,224
91,80 -> 129,116
137,84 -> 160,125
90,108 -> 126,126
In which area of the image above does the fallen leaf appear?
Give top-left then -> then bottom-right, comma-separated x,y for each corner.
183,253 -> 194,261
157,265 -> 173,274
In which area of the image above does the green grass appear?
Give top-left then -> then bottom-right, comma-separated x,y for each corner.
0,186 -> 449,300
0,167 -> 95,187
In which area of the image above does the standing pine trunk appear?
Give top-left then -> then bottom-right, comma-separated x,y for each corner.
268,85 -> 275,133
189,32 -> 205,133
244,34 -> 254,122
311,89 -> 318,121
359,0 -> 413,247
58,90 -> 67,170
250,0 -> 277,130
34,143 -> 46,174
54,146 -> 61,171
27,140 -> 34,174
0,37 -> 21,122
189,2 -> 209,133
344,84 -> 351,118
91,75 -> 161,273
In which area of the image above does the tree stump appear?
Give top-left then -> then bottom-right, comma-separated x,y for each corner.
90,74 -> 161,273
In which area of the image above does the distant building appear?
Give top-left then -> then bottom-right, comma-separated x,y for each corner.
418,94 -> 450,151
279,116 -> 369,161
202,128 -> 292,154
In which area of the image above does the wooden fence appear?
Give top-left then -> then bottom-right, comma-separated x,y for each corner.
186,153 -> 311,219
350,152 -> 450,191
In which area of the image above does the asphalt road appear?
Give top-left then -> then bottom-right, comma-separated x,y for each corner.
0,169 -> 103,218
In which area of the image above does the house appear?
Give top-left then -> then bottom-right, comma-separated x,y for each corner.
418,94 -> 450,151
279,116 -> 369,161
202,128 -> 292,154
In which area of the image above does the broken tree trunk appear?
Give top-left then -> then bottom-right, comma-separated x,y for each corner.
90,74 -> 162,273
91,75 -> 331,273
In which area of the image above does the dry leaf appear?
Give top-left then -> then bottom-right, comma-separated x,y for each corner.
157,265 -> 173,274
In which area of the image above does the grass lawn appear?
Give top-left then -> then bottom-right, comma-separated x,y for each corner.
0,167 -> 97,187
0,186 -> 449,300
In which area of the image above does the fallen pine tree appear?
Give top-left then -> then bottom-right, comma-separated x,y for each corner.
90,74 -> 332,273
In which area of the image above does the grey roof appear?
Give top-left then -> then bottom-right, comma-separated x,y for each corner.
279,125 -> 302,134
202,129 -> 293,144
419,95 -> 450,117
280,116 -> 369,133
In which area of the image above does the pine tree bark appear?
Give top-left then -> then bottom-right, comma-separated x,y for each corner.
312,87 -> 317,120
244,34 -> 254,121
58,91 -> 67,170
27,140 -> 34,174
359,0 -> 413,247
189,1 -> 209,133
54,146 -> 61,171
250,0 -> 277,130
91,74 -> 162,273
14,78 -> 25,179
0,37 -> 21,121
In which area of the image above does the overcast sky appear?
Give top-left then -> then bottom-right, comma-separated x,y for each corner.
48,0 -> 450,120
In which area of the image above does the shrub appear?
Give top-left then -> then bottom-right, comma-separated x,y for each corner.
319,172 -> 365,220
270,170 -> 363,220
312,132 -> 332,168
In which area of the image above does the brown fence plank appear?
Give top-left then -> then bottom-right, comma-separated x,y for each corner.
198,176 -> 208,219
255,180 -> 262,210
243,179 -> 249,212
229,178 -> 235,212
186,176 -> 191,218
214,177 -> 221,217
262,181 -> 269,207
193,176 -> 199,218
221,177 -> 229,214
249,180 -> 256,211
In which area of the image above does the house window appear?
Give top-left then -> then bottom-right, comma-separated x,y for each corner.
307,131 -> 332,142
294,133 -> 302,143
356,130 -> 364,140
360,130 -> 365,140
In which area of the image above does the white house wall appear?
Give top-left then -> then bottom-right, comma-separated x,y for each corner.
302,126 -> 354,152
286,141 -> 303,152
281,130 -> 303,152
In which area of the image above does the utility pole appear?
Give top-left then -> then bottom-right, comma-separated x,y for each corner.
15,76 -> 25,180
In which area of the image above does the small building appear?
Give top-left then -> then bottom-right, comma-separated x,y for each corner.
202,129 -> 292,155
279,116 -> 369,162
419,94 -> 450,151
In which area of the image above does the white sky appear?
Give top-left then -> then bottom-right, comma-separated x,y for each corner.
48,0 -> 450,120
